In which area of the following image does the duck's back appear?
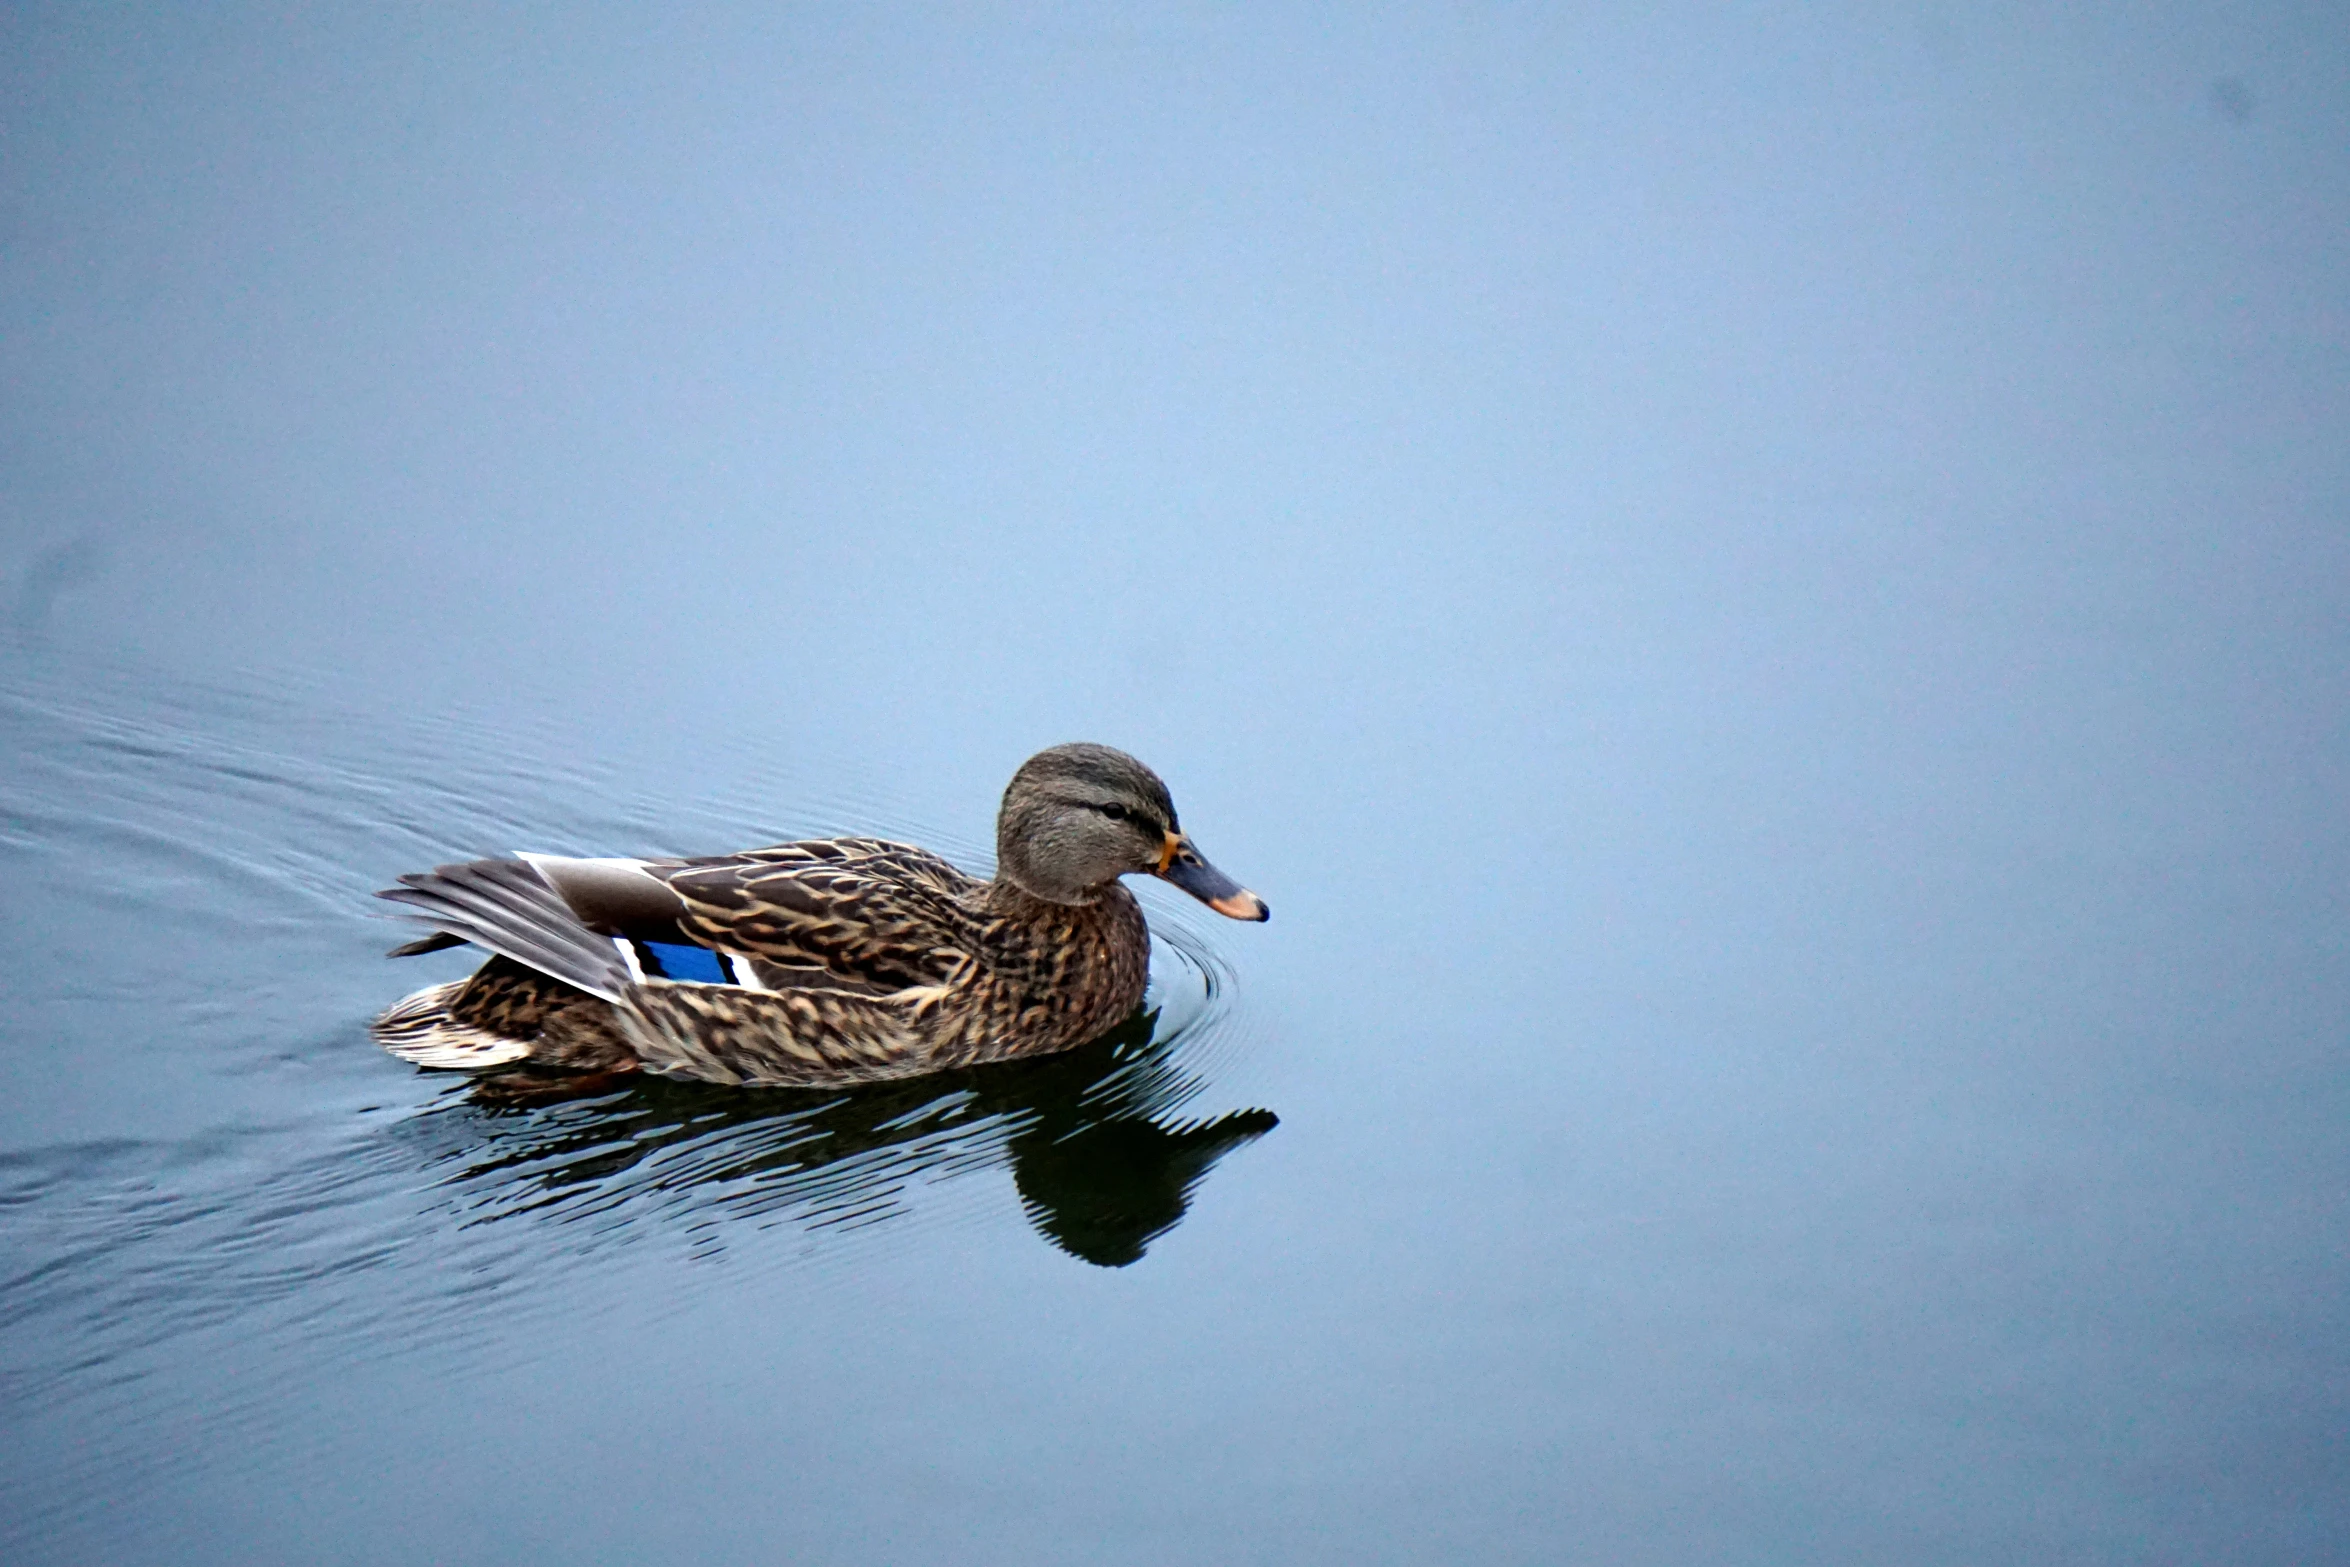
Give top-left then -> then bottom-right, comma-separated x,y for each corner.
666,836 -> 1151,1045
657,837 -> 988,998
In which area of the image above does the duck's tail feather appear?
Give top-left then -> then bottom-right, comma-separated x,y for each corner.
376,857 -> 630,1003
387,929 -> 467,958
371,980 -> 537,1069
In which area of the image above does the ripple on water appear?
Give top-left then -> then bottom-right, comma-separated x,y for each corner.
0,653 -> 1282,1511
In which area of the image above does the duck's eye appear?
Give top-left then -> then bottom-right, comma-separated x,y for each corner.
1095,802 -> 1132,823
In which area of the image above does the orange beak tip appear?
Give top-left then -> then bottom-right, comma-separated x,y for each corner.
1209,890 -> 1270,923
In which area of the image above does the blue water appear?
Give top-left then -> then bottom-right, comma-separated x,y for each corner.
5,5 -> 2347,1562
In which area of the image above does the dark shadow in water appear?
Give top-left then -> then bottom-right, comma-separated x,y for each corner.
409,1007 -> 1278,1268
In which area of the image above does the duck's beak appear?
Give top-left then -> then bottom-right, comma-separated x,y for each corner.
1155,831 -> 1270,922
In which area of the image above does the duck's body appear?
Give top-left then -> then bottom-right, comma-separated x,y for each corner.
371,746 -> 1266,1089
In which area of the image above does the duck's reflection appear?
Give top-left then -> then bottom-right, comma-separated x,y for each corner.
411,1008 -> 1276,1267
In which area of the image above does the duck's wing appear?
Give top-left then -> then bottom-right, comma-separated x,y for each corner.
377,857 -> 636,1001
654,838 -> 987,997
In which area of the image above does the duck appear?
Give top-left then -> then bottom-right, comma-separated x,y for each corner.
370,744 -> 1268,1089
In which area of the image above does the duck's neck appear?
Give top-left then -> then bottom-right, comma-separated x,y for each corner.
982,875 -> 1109,916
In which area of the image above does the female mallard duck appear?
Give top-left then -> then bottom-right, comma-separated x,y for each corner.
371,744 -> 1268,1089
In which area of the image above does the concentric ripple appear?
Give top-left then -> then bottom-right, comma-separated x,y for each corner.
0,652 -> 1281,1545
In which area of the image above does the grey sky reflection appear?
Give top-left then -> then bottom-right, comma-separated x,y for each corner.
3,4 -> 2346,1563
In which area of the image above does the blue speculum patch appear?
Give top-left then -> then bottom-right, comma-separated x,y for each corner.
637,940 -> 729,984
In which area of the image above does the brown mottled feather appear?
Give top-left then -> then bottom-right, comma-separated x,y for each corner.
666,839 -> 978,993
375,842 -> 1149,1088
447,956 -> 637,1071
371,745 -> 1256,1089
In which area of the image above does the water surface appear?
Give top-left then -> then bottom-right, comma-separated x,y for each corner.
4,5 -> 2347,1562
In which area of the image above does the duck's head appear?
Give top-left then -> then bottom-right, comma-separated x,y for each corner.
996,743 -> 1269,921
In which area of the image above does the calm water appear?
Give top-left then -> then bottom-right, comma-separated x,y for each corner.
5,6 -> 2348,1562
